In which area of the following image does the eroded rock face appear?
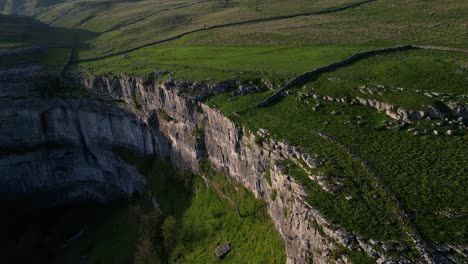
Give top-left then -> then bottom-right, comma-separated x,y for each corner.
73,75 -> 358,264
0,98 -> 158,207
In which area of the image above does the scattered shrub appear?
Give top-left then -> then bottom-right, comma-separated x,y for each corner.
264,170 -> 272,186
270,189 -> 277,201
161,216 -> 178,253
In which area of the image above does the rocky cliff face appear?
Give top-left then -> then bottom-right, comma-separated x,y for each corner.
0,97 -> 159,207
74,74 -> 404,264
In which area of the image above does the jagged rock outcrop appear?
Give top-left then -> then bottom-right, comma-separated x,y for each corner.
297,91 -> 467,122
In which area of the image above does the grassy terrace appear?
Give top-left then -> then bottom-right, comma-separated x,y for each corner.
78,45 -> 375,82
38,0 -> 364,58
170,0 -> 468,48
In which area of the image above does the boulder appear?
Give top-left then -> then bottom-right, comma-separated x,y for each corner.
446,130 -> 455,136
215,242 -> 231,259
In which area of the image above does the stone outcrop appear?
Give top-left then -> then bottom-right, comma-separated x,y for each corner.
297,91 -> 467,122
355,97 -> 443,121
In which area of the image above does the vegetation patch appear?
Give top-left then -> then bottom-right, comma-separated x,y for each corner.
157,109 -> 174,122
114,152 -> 285,263
270,189 -> 277,201
264,170 -> 272,187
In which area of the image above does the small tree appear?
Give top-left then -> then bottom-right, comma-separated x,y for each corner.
161,216 -> 178,253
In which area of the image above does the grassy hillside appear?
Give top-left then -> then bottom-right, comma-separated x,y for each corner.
1,0 -> 467,262
25,0 -> 468,59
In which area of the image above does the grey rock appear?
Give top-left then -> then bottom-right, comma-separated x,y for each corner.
349,245 -> 361,251
446,130 -> 455,135
215,242 -> 231,258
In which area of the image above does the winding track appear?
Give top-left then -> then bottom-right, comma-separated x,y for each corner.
73,0 -> 376,63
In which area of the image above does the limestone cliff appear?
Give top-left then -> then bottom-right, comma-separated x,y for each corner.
0,97 -> 156,207
73,74 -> 409,264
